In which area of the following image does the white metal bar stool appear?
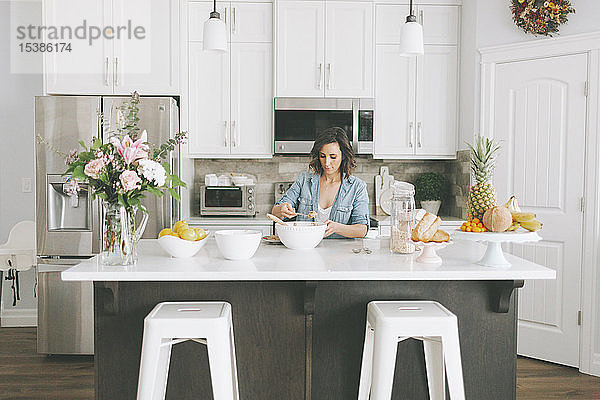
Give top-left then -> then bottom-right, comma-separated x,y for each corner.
136,301 -> 239,400
358,301 -> 465,400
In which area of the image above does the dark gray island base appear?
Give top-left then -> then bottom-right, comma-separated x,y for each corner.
94,280 -> 522,400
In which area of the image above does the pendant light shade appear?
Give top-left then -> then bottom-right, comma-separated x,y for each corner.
203,0 -> 227,53
399,0 -> 424,56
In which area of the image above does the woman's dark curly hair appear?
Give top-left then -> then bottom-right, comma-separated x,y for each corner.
309,127 -> 356,178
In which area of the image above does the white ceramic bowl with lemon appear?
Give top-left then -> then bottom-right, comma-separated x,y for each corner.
158,222 -> 209,258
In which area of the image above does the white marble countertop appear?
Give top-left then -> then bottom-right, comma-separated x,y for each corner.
62,238 -> 555,282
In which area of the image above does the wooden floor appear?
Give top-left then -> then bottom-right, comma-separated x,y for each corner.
0,327 -> 598,399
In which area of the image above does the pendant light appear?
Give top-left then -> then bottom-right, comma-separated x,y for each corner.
399,0 -> 424,55
203,0 -> 227,52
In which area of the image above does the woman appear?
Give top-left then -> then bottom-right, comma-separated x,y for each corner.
272,127 -> 369,238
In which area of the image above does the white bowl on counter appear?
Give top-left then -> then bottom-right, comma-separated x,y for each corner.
158,232 -> 210,258
275,222 -> 327,250
215,230 -> 262,260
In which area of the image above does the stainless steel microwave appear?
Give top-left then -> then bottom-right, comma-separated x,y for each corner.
274,98 -> 374,155
199,185 -> 256,216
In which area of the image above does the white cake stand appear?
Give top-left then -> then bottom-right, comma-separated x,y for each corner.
412,240 -> 452,265
452,229 -> 542,268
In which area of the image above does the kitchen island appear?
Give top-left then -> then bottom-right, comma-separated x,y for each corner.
63,238 -> 555,400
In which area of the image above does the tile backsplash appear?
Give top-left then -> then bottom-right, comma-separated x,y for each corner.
192,153 -> 470,219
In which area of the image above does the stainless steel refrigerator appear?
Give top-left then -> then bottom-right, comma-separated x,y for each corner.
34,95 -> 180,354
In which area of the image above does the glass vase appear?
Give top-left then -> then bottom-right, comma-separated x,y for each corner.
101,202 -> 148,266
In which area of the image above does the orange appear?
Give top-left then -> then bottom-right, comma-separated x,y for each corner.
473,218 -> 480,224
466,227 -> 472,232
460,225 -> 466,231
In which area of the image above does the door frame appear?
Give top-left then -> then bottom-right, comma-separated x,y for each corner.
479,32 -> 600,376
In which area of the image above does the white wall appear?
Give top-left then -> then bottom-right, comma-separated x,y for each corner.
459,0 -> 600,148
0,1 -> 42,326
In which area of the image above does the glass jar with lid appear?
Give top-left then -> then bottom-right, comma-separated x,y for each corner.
390,181 -> 416,254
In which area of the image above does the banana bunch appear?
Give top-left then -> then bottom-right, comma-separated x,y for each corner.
503,196 -> 543,232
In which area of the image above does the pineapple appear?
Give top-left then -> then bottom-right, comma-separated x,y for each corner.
467,135 -> 501,221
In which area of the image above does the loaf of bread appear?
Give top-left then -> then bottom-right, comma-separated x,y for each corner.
411,213 -> 447,243
430,230 -> 450,243
412,213 -> 436,241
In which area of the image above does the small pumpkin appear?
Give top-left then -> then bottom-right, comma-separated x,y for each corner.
483,206 -> 513,232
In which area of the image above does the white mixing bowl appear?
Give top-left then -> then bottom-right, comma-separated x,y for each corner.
158,232 -> 210,258
215,230 -> 262,260
275,222 -> 327,250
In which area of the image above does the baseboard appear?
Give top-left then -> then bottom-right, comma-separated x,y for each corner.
0,308 -> 37,327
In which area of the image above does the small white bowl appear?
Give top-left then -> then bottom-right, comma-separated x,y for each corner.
215,230 -> 262,260
275,222 -> 327,250
158,232 -> 210,258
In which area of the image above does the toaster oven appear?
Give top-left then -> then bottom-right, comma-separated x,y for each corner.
199,185 -> 256,216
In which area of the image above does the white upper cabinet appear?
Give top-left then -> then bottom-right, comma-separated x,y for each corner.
325,2 -> 373,97
112,0 -> 179,94
188,43 -> 231,156
44,0 -> 179,95
376,4 -> 459,45
230,43 -> 272,155
230,3 -> 273,43
276,1 -> 373,98
374,45 -> 416,157
416,45 -> 457,156
187,1 -> 273,158
276,1 -> 325,97
44,0 -> 112,94
373,4 -> 459,159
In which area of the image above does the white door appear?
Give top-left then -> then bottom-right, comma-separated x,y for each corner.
493,53 -> 588,366
44,0 -> 112,94
416,45 -> 457,157
373,45 -> 416,158
188,42 -> 231,156
276,1 -> 324,97
230,43 -> 272,156
112,0 -> 179,95
324,2 -> 373,97
230,3 -> 272,43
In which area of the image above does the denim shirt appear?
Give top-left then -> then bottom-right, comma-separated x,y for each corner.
275,172 -> 370,238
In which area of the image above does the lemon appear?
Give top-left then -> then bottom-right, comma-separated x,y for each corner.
158,228 -> 176,238
173,220 -> 189,233
194,228 -> 207,241
179,228 -> 197,241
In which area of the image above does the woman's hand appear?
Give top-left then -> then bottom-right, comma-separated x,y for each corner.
280,202 -> 297,219
324,220 -> 343,237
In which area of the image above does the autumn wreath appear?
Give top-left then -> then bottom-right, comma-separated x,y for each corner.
510,0 -> 575,36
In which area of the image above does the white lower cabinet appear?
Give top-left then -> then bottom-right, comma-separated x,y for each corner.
374,45 -> 457,159
187,42 -> 272,157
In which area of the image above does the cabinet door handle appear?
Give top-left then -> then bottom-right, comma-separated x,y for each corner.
224,7 -> 227,25
223,121 -> 229,147
327,63 -> 332,90
417,122 -> 422,148
419,9 -> 424,25
316,63 -> 322,89
408,122 -> 414,147
104,57 -> 110,86
231,120 -> 237,146
232,7 -> 237,34
114,57 -> 119,87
